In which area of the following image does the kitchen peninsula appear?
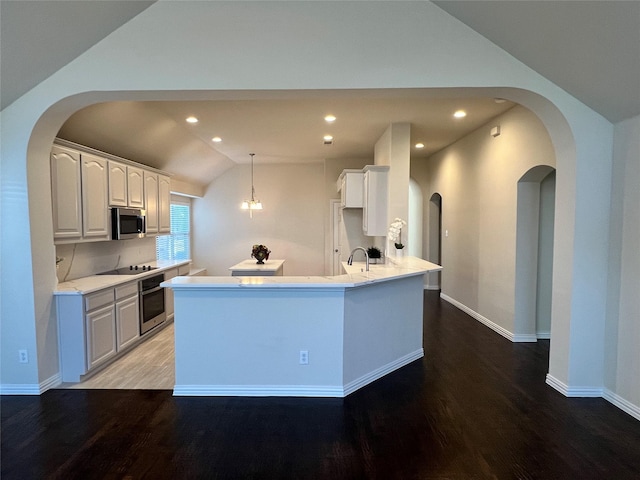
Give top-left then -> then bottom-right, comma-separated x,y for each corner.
163,256 -> 441,397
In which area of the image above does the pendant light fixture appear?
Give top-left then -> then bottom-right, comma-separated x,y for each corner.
241,153 -> 263,217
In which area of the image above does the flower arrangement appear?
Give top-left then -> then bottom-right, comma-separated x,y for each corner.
251,244 -> 271,264
388,218 -> 407,249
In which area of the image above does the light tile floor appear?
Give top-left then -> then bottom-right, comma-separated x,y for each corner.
62,323 -> 175,390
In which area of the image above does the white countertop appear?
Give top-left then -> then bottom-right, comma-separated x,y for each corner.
54,260 -> 192,295
164,256 -> 441,290
228,259 -> 285,272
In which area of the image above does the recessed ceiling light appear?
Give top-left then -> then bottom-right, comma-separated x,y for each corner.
494,98 -> 507,104
324,115 -> 336,123
415,143 -> 425,149
186,116 -> 198,124
453,110 -> 467,118
323,135 -> 333,142
212,136 -> 222,143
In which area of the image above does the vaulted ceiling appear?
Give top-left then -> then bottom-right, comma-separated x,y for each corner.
2,1 -> 638,186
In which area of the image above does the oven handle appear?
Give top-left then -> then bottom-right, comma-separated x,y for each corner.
141,285 -> 164,295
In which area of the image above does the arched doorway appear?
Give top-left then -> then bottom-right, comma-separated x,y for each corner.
514,166 -> 556,341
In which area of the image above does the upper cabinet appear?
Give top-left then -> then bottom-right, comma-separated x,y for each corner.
51,145 -> 83,241
127,166 -> 145,209
108,162 -> 145,208
108,161 -> 128,207
52,141 -> 171,243
51,146 -> 109,243
362,165 -> 389,237
158,175 -> 171,234
81,153 -> 110,239
144,171 -> 159,234
337,170 -> 364,208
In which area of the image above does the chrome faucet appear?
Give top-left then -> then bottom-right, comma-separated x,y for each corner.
347,246 -> 370,271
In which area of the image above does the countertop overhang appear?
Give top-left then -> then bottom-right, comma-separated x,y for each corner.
163,256 -> 442,290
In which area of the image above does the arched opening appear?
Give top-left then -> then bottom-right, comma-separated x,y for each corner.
514,165 -> 556,342
427,193 -> 442,290
8,84 -> 579,395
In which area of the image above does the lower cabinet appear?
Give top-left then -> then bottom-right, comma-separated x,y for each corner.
164,267 -> 178,320
85,282 -> 139,370
86,304 -> 117,370
56,263 -> 190,383
164,263 -> 191,320
115,283 -> 140,350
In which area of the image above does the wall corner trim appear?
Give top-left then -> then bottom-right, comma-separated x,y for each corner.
545,374 -> 603,397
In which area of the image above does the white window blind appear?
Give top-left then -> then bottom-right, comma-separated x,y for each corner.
156,195 -> 191,261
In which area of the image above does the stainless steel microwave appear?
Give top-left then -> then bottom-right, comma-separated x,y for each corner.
111,207 -> 146,240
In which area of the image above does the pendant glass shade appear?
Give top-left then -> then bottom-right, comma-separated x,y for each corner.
242,153 -> 262,217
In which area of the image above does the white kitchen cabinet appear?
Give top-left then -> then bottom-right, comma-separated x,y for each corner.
86,303 -> 117,371
338,170 -> 364,208
158,174 -> 171,233
108,161 -> 128,207
144,171 -> 159,234
56,262 -> 191,382
81,153 -> 110,240
165,263 -> 191,320
115,282 -> 139,350
51,145 -> 83,241
127,166 -> 145,209
52,140 -> 172,242
164,267 -> 178,320
362,165 -> 389,237
109,161 -> 145,209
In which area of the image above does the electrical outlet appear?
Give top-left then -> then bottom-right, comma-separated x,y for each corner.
299,350 -> 309,365
18,349 -> 28,363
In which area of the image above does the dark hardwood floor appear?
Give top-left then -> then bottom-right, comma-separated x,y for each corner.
3,291 -> 640,479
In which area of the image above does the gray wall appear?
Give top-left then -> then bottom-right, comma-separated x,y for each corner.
605,114 -> 640,412
413,105 -> 556,336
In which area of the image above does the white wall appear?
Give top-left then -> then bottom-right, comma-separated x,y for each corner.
605,114 -> 640,415
416,105 -> 556,336
193,163 -> 325,276
0,1 -> 620,407
375,123 -> 411,253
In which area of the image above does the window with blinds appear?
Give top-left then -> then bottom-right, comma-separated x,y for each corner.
156,196 -> 191,261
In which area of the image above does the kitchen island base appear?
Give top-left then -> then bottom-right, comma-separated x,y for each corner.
166,257 -> 441,397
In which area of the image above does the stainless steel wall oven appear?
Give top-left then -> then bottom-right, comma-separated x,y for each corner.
139,273 -> 166,334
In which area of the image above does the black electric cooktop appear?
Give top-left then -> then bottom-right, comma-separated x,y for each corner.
97,265 -> 157,275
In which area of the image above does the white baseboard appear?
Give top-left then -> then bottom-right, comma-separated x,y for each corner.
39,373 -> 62,393
0,383 -> 42,395
537,332 -> 551,340
545,374 -> 603,397
424,285 -> 441,291
343,348 -> 424,396
175,349 -> 424,398
174,384 -> 344,397
603,389 -> 640,421
546,375 -> 640,421
440,293 -> 537,343
0,373 -> 61,395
